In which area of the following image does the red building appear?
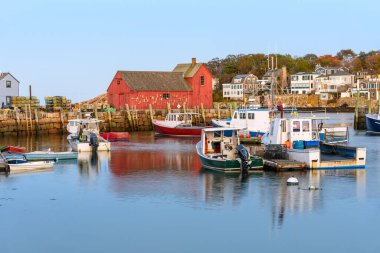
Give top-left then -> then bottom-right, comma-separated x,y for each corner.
107,58 -> 213,109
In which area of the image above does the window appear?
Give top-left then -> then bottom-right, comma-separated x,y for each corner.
302,121 -> 310,132
117,80 -> 121,85
291,76 -> 298,81
302,75 -> 310,80
6,81 -> 11,88
248,113 -> 255,120
239,112 -> 246,119
200,76 -> 205,86
6,96 -> 11,105
233,112 -> 238,119
163,93 -> 170,99
292,121 -> 300,132
281,120 -> 287,132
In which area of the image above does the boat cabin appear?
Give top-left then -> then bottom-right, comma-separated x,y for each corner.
228,109 -> 270,131
201,128 -> 240,160
67,119 -> 103,136
163,113 -> 199,128
267,117 -> 318,146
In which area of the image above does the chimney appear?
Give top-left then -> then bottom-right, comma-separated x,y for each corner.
191,58 -> 196,65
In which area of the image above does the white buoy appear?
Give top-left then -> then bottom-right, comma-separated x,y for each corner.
287,176 -> 299,185
308,185 -> 318,190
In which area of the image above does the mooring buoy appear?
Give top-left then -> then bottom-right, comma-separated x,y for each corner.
287,176 -> 299,185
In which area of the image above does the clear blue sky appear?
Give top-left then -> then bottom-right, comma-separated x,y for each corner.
1,0 -> 379,103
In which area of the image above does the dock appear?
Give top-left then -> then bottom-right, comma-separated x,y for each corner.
264,159 -> 307,172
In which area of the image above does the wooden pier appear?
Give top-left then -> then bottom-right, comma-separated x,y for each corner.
264,159 -> 307,172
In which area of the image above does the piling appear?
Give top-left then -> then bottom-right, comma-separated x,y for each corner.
107,104 -> 112,132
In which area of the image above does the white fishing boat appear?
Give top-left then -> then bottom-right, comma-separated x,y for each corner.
263,116 -> 366,170
212,108 -> 271,137
67,118 -> 111,152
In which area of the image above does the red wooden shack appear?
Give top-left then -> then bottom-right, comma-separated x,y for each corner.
107,58 -> 213,109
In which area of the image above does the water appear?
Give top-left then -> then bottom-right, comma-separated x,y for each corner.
0,113 -> 379,253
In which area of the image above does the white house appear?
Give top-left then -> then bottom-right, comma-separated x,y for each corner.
0,72 -> 19,107
222,75 -> 246,100
290,72 -> 320,94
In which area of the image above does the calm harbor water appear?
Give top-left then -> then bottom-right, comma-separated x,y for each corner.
0,113 -> 379,253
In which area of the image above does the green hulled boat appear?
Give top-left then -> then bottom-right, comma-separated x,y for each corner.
196,128 -> 263,172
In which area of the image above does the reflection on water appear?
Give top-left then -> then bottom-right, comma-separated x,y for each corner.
0,116 -> 379,253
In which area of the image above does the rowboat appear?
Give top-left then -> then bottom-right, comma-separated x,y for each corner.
0,146 -> 26,153
100,132 -> 129,141
24,151 -> 78,161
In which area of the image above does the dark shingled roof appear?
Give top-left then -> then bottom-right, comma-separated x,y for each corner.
0,72 -> 20,83
119,71 -> 192,91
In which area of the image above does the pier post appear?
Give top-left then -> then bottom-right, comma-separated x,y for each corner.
216,102 -> 220,119
93,104 -> 98,119
149,104 -> 154,124
229,103 -> 233,118
167,102 -> 171,114
34,109 -> 40,134
126,104 -> 134,131
200,103 -> 206,123
107,104 -> 112,132
183,102 -> 186,113
368,99 -> 372,114
354,89 -> 359,129
59,107 -> 64,134
15,108 -> 20,136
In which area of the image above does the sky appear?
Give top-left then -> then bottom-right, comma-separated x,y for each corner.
1,0 -> 379,103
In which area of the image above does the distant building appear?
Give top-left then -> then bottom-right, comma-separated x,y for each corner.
107,58 -> 213,109
290,72 -> 320,94
221,74 -> 261,100
262,66 -> 288,94
0,72 -> 19,107
313,65 -> 355,100
315,64 -> 349,76
212,78 -> 219,91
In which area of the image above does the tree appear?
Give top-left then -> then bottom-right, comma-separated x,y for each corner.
336,49 -> 356,60
365,54 -> 380,73
316,55 -> 341,67
303,53 -> 318,63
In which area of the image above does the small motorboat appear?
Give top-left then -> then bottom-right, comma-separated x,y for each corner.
24,150 -> 78,161
66,118 -> 111,152
100,132 -> 129,141
1,152 -> 54,173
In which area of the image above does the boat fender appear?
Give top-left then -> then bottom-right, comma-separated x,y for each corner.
287,176 -> 299,185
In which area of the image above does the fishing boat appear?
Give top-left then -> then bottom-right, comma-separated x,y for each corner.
153,112 -> 209,136
263,116 -> 366,170
24,150 -> 78,161
196,127 -> 263,172
212,108 -> 270,138
100,132 -> 129,141
1,152 -> 54,173
365,113 -> 380,134
67,118 -> 111,152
